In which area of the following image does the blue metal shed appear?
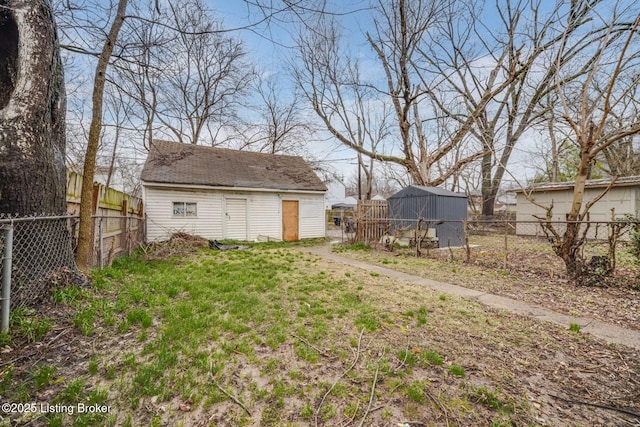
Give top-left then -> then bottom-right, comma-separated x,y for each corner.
387,185 -> 468,247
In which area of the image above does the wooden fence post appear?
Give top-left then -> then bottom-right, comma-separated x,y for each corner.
121,199 -> 128,254
503,220 -> 508,270
90,183 -> 100,267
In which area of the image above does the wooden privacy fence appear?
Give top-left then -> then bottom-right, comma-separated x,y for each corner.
92,215 -> 144,268
66,170 -> 143,217
66,170 -> 144,268
356,200 -> 389,243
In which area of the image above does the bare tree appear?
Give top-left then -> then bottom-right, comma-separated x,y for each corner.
597,81 -> 640,176
600,137 -> 640,177
76,0 -> 128,272
294,16 -> 395,198
239,75 -> 314,155
529,132 -> 578,183
371,0 -> 532,186
102,83 -> 136,190
107,0 -> 169,151
157,1 -> 253,145
108,0 -> 254,146
421,0 -> 600,217
0,0 -> 67,215
538,2 -> 640,278
295,0 -> 527,188
542,92 -> 574,182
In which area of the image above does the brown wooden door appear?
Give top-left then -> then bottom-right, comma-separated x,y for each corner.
282,200 -> 299,241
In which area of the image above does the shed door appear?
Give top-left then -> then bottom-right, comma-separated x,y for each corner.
225,198 -> 247,240
282,200 -> 299,241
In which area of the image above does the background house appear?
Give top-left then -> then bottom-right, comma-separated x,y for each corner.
324,179 -> 347,210
141,140 -> 327,242
513,176 -> 640,236
387,185 -> 468,247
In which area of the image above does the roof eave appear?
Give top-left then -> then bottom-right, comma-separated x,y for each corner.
513,181 -> 640,193
141,181 -> 327,194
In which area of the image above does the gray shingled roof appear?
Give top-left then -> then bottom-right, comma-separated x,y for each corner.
512,175 -> 640,193
141,140 -> 327,192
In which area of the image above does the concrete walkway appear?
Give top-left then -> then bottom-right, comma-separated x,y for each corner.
299,244 -> 640,351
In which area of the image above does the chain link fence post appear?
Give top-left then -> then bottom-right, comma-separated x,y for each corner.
1,223 -> 14,333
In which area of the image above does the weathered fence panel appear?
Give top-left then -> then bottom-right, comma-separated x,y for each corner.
67,171 -> 144,268
356,200 -> 389,243
92,215 -> 144,268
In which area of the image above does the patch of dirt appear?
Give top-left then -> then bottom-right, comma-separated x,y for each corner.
451,247 -> 639,332
0,301 -> 145,426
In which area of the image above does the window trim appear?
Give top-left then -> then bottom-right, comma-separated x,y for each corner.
172,201 -> 197,217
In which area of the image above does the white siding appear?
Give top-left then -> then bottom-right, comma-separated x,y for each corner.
144,186 -> 223,242
144,185 -> 326,242
515,186 -> 638,239
247,193 -> 281,240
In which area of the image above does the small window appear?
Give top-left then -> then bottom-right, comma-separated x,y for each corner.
173,202 -> 197,217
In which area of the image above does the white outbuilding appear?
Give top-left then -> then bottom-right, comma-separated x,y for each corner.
513,176 -> 640,236
141,140 -> 327,242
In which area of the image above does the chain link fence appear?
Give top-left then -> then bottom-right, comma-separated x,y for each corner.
0,215 -> 84,314
0,213 -> 146,321
331,216 -> 640,279
468,219 -> 639,276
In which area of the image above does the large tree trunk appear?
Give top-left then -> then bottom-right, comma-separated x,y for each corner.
0,0 -> 66,215
480,150 -> 494,218
556,146 -> 592,277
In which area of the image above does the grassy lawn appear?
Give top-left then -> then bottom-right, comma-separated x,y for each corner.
333,235 -> 640,331
1,240 -> 638,426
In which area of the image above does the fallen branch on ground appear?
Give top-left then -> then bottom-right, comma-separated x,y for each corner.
209,373 -> 252,417
292,333 -> 331,357
315,328 -> 365,427
551,394 -> 640,418
426,390 -> 450,427
357,350 -> 384,427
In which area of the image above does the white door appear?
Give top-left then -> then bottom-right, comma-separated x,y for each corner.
225,198 -> 247,240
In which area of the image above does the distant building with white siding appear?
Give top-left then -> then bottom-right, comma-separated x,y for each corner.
141,140 -> 327,242
513,176 -> 640,237
324,179 -> 347,210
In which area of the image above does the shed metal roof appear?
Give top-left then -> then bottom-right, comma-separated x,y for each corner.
389,185 -> 467,199
141,140 -> 327,192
